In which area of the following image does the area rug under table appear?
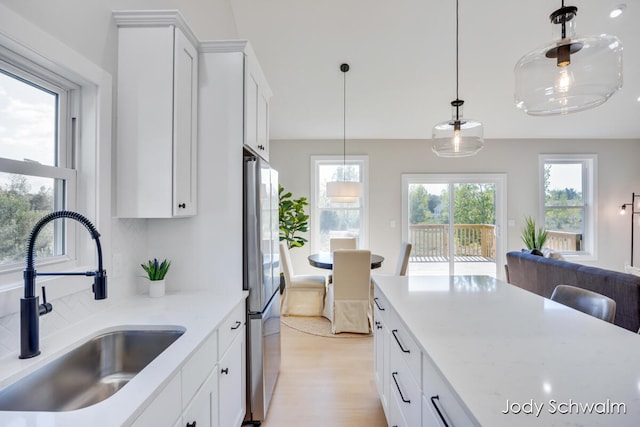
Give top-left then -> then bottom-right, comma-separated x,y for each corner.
281,316 -> 372,338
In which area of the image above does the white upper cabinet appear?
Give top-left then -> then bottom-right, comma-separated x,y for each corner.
199,41 -> 272,161
114,11 -> 198,218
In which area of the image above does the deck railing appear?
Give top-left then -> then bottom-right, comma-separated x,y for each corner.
409,224 -> 496,259
546,230 -> 582,251
409,224 -> 582,260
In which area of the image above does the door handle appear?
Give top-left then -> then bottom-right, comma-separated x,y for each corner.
231,320 -> 242,330
221,368 -> 229,375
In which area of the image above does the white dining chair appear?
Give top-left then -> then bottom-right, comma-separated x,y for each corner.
280,242 -> 327,316
330,237 -> 357,252
394,241 -> 412,276
323,249 -> 371,334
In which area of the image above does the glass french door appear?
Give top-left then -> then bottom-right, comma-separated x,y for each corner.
402,174 -> 506,278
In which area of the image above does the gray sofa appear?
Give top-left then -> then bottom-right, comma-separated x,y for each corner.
505,251 -> 640,332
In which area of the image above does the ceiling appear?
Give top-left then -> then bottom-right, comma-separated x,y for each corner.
230,0 -> 640,141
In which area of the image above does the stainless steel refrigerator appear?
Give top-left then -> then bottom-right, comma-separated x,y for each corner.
243,152 -> 281,425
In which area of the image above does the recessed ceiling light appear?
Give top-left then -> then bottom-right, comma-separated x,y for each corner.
637,95 -> 640,103
610,4 -> 626,18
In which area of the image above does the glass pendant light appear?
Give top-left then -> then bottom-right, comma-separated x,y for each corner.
326,63 -> 362,203
514,1 -> 623,116
432,0 -> 484,158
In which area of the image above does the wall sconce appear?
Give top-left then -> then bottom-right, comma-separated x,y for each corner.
619,192 -> 640,266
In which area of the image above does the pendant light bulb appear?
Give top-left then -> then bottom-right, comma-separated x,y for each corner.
432,0 -> 484,158
514,1 -> 623,115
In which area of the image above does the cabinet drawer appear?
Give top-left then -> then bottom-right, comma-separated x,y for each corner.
219,300 -> 245,356
390,343 -> 421,427
182,329 -> 218,405
373,286 -> 389,324
422,354 -> 476,426
388,306 -> 421,383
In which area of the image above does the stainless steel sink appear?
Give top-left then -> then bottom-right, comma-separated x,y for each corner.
0,327 -> 185,412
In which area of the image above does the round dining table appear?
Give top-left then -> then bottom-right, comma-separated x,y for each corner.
308,252 -> 385,270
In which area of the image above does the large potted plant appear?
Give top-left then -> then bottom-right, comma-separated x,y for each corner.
278,184 -> 310,292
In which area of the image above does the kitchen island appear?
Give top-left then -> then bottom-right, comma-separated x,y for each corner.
372,275 -> 640,426
0,290 -> 247,427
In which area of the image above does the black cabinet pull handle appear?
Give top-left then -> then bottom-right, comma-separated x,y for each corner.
230,320 -> 242,330
391,372 -> 410,403
257,144 -> 265,150
373,297 -> 385,311
178,203 -> 186,209
430,395 -> 450,427
391,329 -> 410,353
186,422 -> 196,427
221,368 -> 229,375
375,321 -> 382,330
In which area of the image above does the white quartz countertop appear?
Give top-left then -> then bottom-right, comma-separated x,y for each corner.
0,290 -> 246,427
373,275 -> 640,426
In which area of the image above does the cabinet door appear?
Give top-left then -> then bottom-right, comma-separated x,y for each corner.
256,90 -> 269,161
131,374 -> 182,427
374,316 -> 387,414
244,61 -> 259,151
219,329 -> 246,427
172,27 -> 198,217
182,367 -> 219,427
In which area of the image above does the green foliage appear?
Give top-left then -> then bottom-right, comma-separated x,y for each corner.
141,258 -> 171,281
453,184 -> 495,225
408,183 -> 495,225
279,184 -> 310,249
521,216 -> 548,250
0,175 -> 54,265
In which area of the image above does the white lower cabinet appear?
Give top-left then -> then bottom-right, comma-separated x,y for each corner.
131,374 -> 182,427
373,294 -> 390,418
182,367 -> 219,427
422,354 -> 475,427
218,328 -> 246,427
389,343 -> 421,427
132,300 -> 246,427
374,284 -> 476,427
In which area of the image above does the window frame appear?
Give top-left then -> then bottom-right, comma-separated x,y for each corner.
539,154 -> 597,261
0,5 -> 112,310
310,155 -> 369,253
0,52 -> 79,274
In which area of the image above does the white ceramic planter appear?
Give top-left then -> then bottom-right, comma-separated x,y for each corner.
149,279 -> 166,298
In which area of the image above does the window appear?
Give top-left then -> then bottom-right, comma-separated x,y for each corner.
539,154 -> 597,259
310,156 -> 368,253
0,55 -> 77,272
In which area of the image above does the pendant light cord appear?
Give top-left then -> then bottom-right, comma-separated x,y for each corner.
340,63 -> 349,181
343,65 -> 346,176
455,0 -> 459,103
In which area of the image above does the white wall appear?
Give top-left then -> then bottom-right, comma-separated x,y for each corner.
270,138 -> 640,276
0,0 -> 238,76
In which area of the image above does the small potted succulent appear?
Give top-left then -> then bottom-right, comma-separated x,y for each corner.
141,258 -> 171,297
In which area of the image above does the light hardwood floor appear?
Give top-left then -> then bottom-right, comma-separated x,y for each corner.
260,321 -> 387,427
